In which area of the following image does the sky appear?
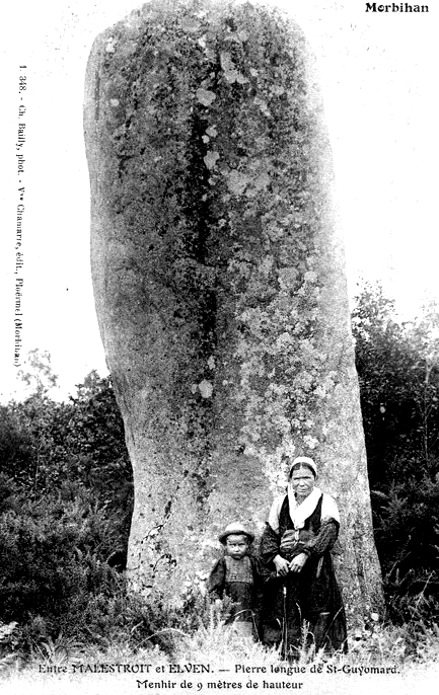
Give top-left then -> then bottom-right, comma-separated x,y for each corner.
1,0 -> 438,402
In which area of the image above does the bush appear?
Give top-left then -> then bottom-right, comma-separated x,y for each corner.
0,487 -> 119,629
0,479 -> 210,657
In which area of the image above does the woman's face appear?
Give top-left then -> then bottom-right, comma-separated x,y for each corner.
290,466 -> 315,501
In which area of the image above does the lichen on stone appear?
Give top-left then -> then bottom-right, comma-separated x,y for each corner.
85,0 -> 382,609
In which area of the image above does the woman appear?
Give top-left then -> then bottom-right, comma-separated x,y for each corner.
260,456 -> 347,657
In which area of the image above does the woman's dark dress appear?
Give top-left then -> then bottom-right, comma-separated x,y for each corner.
260,494 -> 347,656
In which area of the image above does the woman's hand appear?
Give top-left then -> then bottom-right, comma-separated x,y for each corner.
289,552 -> 308,574
273,554 -> 290,577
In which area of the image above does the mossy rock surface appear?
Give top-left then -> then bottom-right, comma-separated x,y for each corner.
84,0 -> 382,613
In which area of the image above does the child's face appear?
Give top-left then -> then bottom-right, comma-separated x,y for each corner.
225,534 -> 249,560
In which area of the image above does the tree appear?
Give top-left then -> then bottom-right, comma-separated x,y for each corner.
1,365 -> 132,527
61,371 -> 133,520
352,284 -> 419,487
0,370 -> 134,639
16,348 -> 58,397
352,283 -> 439,616
408,300 -> 439,467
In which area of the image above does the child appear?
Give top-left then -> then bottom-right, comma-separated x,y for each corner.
207,522 -> 262,639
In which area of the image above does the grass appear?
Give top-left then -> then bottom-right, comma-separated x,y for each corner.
1,610 -> 438,695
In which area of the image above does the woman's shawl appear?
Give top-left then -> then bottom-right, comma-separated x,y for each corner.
267,486 -> 340,533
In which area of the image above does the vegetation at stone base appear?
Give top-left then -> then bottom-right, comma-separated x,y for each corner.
1,612 -> 438,691
0,282 -> 439,665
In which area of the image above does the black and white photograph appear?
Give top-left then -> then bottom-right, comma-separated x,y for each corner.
1,1 -> 438,693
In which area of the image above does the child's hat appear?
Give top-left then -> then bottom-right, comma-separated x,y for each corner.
218,522 -> 255,545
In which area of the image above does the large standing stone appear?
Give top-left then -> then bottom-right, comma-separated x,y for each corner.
84,0 -> 383,614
